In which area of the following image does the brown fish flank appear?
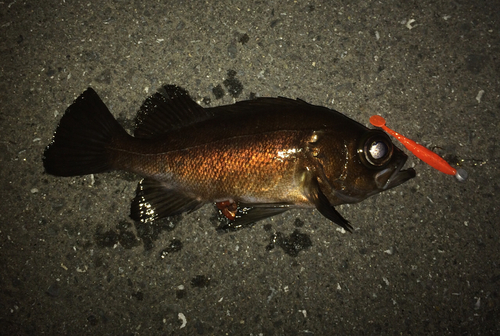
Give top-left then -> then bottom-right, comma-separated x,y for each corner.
43,85 -> 415,231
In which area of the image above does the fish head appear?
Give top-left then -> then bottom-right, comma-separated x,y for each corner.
315,129 -> 416,204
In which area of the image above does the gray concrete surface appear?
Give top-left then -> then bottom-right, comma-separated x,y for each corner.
1,0 -> 499,334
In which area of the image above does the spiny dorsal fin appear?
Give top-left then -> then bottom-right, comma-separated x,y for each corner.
134,85 -> 213,138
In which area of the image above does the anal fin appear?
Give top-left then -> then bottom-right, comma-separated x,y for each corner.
130,178 -> 203,223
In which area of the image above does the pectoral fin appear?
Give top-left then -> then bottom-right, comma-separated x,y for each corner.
130,178 -> 203,223
216,202 -> 290,232
304,176 -> 353,232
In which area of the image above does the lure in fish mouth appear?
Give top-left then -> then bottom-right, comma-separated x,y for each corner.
43,85 -> 415,232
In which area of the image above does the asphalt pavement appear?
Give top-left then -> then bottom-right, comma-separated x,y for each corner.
0,0 -> 499,334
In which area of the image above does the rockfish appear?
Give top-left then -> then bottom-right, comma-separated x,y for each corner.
43,85 -> 415,231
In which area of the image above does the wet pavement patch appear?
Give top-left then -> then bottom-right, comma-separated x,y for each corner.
211,69 -> 244,99
131,291 -> 144,301
160,238 -> 183,259
191,275 -> 211,288
212,84 -> 225,99
134,216 -> 180,250
267,229 -> 313,257
87,314 -> 98,326
176,286 -> 186,299
223,69 -> 243,98
94,230 -> 119,248
238,33 -> 249,44
95,221 -> 140,249
46,283 -> 60,297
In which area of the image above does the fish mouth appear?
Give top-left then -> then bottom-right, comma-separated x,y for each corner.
383,155 -> 416,190
376,154 -> 416,190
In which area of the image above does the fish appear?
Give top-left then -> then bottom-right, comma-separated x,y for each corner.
43,85 -> 416,232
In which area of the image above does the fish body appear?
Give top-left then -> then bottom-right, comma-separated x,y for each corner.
43,85 -> 415,231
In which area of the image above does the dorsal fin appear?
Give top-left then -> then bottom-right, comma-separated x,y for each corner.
134,85 -> 213,138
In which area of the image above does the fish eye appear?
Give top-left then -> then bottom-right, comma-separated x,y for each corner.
358,131 -> 394,168
369,140 -> 386,159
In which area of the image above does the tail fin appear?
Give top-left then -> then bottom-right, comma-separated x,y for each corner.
43,88 -> 128,176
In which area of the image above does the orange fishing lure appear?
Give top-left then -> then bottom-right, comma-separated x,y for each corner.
369,115 -> 467,182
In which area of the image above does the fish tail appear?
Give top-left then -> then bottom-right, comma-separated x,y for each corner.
43,88 -> 129,176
